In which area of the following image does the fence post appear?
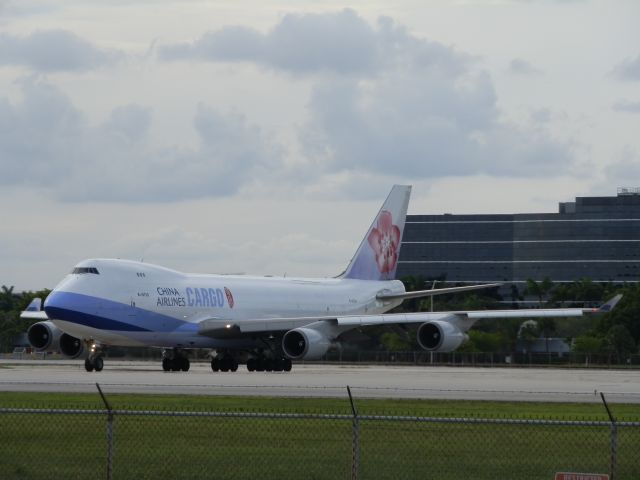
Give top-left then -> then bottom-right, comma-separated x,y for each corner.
600,392 -> 617,480
347,386 -> 359,480
96,383 -> 114,480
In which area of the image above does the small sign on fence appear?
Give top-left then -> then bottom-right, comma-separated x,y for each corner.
554,473 -> 609,480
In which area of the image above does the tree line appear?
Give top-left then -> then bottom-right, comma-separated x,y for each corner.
0,286 -> 51,352
382,277 -> 640,361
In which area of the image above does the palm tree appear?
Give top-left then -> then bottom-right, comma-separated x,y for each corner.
525,278 -> 553,306
0,285 -> 15,311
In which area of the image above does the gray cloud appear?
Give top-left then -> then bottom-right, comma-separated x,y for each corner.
508,58 -> 542,75
611,53 -> 640,81
602,148 -> 640,191
0,80 -> 280,202
105,104 -> 152,144
159,9 -> 470,76
530,108 -> 552,123
612,99 -> 640,113
158,10 -> 572,181
0,29 -> 121,72
0,11 -> 577,204
301,69 -> 572,179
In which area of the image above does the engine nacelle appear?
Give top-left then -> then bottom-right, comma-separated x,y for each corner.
282,327 -> 332,360
27,321 -> 83,358
27,321 -> 61,351
417,321 -> 467,352
59,333 -> 84,359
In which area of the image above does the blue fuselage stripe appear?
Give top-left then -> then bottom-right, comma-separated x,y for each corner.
45,306 -> 151,332
44,291 -> 192,333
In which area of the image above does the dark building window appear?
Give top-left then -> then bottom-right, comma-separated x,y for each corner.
396,193 -> 640,286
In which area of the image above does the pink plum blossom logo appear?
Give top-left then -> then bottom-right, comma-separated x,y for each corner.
224,287 -> 235,308
367,210 -> 400,274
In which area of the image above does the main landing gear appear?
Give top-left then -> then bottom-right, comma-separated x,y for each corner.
84,342 -> 104,372
162,349 -> 190,372
209,351 -> 293,373
210,354 -> 238,372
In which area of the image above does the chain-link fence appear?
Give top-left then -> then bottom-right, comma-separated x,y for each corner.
1,400 -> 638,479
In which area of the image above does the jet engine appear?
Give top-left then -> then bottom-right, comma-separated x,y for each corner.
59,333 -> 84,358
417,321 -> 467,352
282,327 -> 332,360
27,321 -> 83,358
27,321 -> 61,351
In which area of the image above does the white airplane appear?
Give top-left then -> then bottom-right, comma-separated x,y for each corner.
21,185 -> 621,373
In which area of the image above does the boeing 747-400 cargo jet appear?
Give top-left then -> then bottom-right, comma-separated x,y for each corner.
21,186 -> 621,372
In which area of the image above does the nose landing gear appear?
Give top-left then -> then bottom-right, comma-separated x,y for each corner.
84,342 -> 104,372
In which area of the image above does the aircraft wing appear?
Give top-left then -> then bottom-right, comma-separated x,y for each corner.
20,311 -> 48,320
197,294 -> 622,337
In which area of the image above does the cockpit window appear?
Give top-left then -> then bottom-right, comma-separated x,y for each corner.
71,267 -> 100,275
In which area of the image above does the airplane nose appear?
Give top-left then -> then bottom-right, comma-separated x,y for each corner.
43,290 -> 75,320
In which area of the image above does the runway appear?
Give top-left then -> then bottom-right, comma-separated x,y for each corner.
1,360 -> 639,403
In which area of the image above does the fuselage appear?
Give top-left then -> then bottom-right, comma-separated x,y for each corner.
44,258 -> 406,348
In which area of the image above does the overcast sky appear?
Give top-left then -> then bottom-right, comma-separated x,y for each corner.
1,0 -> 639,290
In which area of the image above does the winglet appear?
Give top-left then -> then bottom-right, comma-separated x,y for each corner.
25,298 -> 42,312
595,294 -> 623,313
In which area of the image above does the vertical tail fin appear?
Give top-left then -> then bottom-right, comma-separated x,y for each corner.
342,185 -> 411,281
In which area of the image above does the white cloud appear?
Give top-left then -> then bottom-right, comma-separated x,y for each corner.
0,30 -> 122,72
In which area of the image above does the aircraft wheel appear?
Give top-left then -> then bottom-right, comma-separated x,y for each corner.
220,356 -> 232,372
273,358 -> 284,372
84,358 -> 94,372
94,357 -> 104,372
230,359 -> 238,372
211,357 -> 220,372
181,357 -> 190,372
283,358 -> 292,372
256,359 -> 265,372
162,358 -> 171,371
247,358 -> 256,372
265,359 -> 274,372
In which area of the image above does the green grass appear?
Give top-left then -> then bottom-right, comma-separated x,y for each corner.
1,393 -> 639,479
0,391 -> 639,420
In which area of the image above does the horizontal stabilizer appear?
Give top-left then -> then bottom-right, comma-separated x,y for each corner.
377,283 -> 502,301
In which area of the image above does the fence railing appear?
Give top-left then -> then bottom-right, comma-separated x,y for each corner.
1,395 -> 639,479
318,350 -> 640,368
